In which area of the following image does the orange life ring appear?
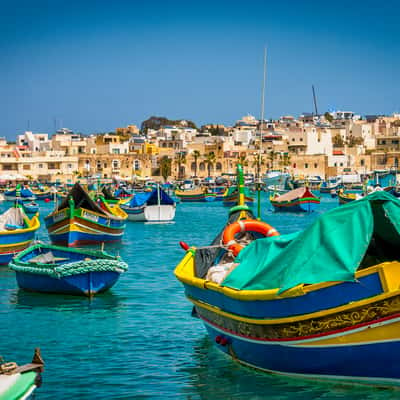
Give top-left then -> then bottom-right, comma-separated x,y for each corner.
222,219 -> 279,256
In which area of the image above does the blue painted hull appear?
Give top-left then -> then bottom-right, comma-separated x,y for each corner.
15,270 -> 121,296
272,201 -> 319,212
184,271 -> 383,319
204,323 -> 400,383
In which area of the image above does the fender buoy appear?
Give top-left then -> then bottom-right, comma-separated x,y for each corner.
222,219 -> 279,256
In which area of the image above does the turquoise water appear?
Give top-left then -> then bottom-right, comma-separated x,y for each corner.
0,194 -> 399,399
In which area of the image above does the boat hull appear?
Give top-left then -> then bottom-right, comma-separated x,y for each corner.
202,320 -> 400,384
15,270 -> 121,296
45,209 -> 125,246
271,197 -> 320,212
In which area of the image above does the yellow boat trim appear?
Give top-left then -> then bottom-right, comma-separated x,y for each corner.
0,215 -> 40,236
298,318 -> 400,346
175,249 -> 400,301
0,239 -> 32,250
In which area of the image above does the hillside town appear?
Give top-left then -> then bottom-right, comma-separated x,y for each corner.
1,111 -> 400,184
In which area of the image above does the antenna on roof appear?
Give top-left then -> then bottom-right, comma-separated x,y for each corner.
312,85 -> 319,116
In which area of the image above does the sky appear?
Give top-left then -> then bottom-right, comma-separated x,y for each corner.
0,0 -> 399,139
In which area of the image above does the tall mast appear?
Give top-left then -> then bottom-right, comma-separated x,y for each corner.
312,85 -> 318,116
257,47 -> 267,219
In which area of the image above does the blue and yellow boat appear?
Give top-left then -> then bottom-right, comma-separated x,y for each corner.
0,203 -> 40,264
45,183 -> 127,247
175,189 -> 400,386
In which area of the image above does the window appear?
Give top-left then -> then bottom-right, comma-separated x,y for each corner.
340,163 -> 343,167
39,164 -> 43,169
112,160 -> 120,169
134,160 -> 140,170
23,165 -> 30,170
300,138 -> 303,141
112,148 -> 120,154
314,163 -> 317,168
360,159 -> 365,167
305,163 -> 308,168
216,162 -> 222,171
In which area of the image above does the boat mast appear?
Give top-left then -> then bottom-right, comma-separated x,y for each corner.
257,47 -> 267,219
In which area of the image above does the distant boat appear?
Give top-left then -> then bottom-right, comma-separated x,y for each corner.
22,201 -> 39,214
270,187 -> 320,212
175,188 -> 215,202
0,203 -> 40,264
222,187 -> 254,207
4,187 -> 36,201
45,183 -> 127,246
9,243 -> 128,296
121,185 -> 176,222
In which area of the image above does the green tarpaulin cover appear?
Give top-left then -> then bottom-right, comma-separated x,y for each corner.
222,191 -> 400,292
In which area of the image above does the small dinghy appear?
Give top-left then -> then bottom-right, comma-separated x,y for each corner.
9,243 -> 128,296
22,201 -> 39,214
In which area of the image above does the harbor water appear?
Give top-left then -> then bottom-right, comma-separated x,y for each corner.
0,194 -> 399,399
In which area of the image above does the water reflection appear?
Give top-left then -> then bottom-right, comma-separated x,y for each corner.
180,336 -> 400,400
10,289 -> 124,312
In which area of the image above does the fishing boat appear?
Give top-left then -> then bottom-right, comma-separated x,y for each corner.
270,187 -> 320,212
22,201 -> 39,214
4,187 -> 36,201
0,348 -> 44,399
222,187 -> 254,207
338,190 -> 362,205
319,178 -> 342,194
175,190 -> 400,386
9,243 -> 128,296
120,185 -> 176,222
45,183 -> 127,247
175,188 -> 215,202
0,203 -> 40,264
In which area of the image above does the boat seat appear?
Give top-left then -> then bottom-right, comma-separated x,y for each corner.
29,251 -> 69,264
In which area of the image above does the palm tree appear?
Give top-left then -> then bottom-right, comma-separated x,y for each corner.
237,154 -> 248,173
192,150 -> 201,177
280,153 -> 291,170
174,152 -> 186,179
204,152 -> 216,177
251,153 -> 265,179
267,150 -> 277,171
160,156 -> 172,182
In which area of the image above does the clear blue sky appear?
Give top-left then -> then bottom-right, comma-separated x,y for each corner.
1,0 -> 399,139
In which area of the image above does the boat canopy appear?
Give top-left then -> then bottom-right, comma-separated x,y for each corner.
125,187 -> 175,207
223,191 -> 400,292
58,183 -> 109,216
272,187 -> 314,202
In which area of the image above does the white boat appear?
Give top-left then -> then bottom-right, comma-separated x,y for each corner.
121,185 -> 176,222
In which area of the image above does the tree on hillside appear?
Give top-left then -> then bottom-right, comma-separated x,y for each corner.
267,150 -> 277,170
324,112 -> 333,123
333,134 -> 344,147
141,116 -> 197,134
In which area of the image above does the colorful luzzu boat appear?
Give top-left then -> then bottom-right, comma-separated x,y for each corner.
175,188 -> 215,202
270,187 -> 320,212
338,190 -> 362,205
175,190 -> 400,386
9,243 -> 128,296
0,204 -> 40,264
0,348 -> 44,400
45,183 -> 127,247
222,187 -> 254,207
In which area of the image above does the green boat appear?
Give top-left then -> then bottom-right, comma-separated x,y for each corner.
0,348 -> 44,400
